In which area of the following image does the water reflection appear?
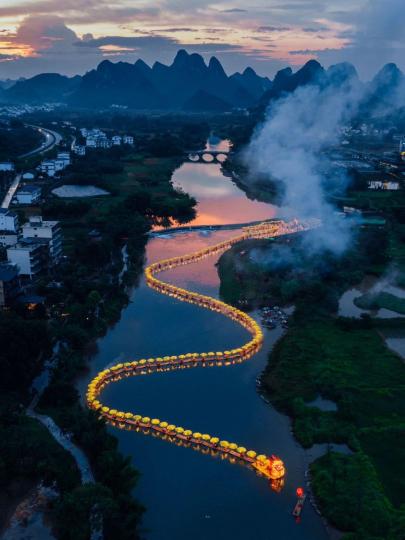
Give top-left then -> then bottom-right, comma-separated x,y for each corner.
173,163 -> 277,226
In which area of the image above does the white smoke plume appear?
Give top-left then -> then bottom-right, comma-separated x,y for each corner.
244,78 -> 364,255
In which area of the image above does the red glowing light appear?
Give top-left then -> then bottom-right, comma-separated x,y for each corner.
296,487 -> 304,498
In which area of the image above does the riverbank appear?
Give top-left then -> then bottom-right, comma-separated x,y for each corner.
221,157 -> 281,206
217,227 -> 405,539
0,139 -> 203,538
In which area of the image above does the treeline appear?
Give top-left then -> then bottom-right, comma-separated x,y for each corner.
218,227 -> 388,313
1,140 -> 199,536
38,352 -> 144,540
218,220 -> 405,538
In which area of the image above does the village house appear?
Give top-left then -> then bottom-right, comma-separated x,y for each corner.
15,185 -> 41,205
7,238 -> 49,278
0,208 -> 18,232
123,135 -> 134,145
22,216 -> 63,262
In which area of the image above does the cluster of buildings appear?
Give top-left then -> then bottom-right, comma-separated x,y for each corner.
0,103 -> 57,118
0,208 -> 62,273
368,180 -> 399,191
340,124 -> 393,139
0,211 -> 63,308
76,128 -> 134,152
38,151 -> 71,177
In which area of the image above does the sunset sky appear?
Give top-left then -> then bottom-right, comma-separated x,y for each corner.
0,0 -> 403,80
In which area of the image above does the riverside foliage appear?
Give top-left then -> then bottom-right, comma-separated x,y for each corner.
218,225 -> 405,539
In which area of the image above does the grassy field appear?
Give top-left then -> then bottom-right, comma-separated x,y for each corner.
262,318 -> 405,537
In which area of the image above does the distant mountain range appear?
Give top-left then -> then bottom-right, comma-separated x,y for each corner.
0,50 -> 271,111
258,59 -> 404,114
0,49 -> 404,114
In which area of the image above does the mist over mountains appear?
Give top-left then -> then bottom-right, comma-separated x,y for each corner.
0,49 -> 404,114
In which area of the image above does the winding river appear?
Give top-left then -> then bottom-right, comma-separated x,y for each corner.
79,140 -> 328,540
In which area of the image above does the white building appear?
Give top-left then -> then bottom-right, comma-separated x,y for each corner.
86,137 -> 97,147
0,232 -> 18,247
22,216 -> 63,262
39,160 -> 56,177
54,159 -> 66,172
7,239 -> 48,277
368,181 -> 399,191
0,162 -> 14,172
15,185 -> 41,205
57,151 -> 71,167
123,135 -> 134,145
112,135 -> 122,146
0,208 -> 18,232
98,138 -> 112,149
73,145 -> 86,156
39,153 -> 70,177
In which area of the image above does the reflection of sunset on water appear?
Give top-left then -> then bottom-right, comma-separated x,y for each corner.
173,162 -> 278,226
191,197 -> 277,226
149,230 -> 238,289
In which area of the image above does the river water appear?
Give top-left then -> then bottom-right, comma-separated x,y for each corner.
79,141 -> 328,540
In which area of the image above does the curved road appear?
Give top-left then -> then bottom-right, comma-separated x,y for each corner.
19,125 -> 62,159
1,125 -> 62,209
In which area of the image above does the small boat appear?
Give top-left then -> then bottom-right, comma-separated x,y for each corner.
292,487 -> 306,520
263,319 -> 277,329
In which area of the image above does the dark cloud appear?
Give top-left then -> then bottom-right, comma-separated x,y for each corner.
289,48 -> 325,55
271,2 -> 324,10
0,1 -> 159,25
302,26 -> 329,33
154,28 -> 196,33
256,25 -> 291,32
0,54 -> 19,62
205,28 -> 229,34
221,8 -> 247,13
75,35 -> 178,51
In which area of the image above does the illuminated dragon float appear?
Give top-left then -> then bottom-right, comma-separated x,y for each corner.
86,219 -> 317,491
